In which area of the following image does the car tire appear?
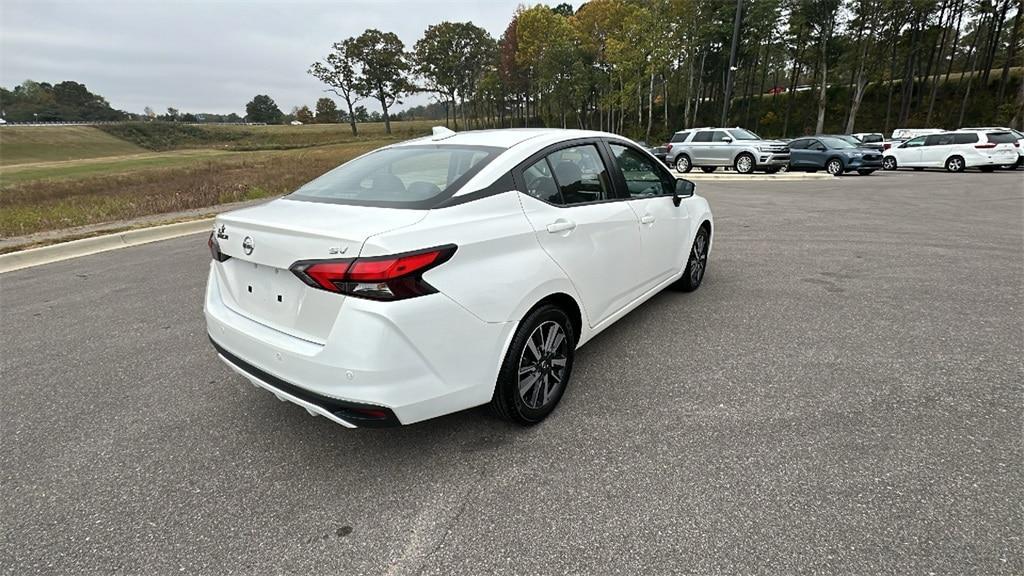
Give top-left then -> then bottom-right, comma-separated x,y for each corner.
945,156 -> 965,173
857,169 -> 875,175
673,226 -> 710,293
734,153 -> 755,174
490,304 -> 575,426
826,158 -> 844,176
882,156 -> 897,170
979,166 -> 996,173
675,155 -> 693,173
700,166 -> 716,173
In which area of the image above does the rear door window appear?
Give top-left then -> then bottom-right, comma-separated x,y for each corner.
953,133 -> 979,144
692,131 -> 713,143
986,132 -> 1017,144
925,134 -> 955,146
787,139 -> 810,150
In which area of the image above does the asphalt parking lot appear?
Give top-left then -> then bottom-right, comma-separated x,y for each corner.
2,169 -> 1022,575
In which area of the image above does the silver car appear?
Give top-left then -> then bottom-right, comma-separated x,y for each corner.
666,127 -> 790,174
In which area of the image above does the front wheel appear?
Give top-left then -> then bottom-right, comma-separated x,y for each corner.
945,155 -> 965,173
673,227 -> 709,293
734,153 -> 755,174
675,155 -> 692,173
826,158 -> 845,176
490,305 -> 575,426
882,156 -> 897,170
857,169 -> 875,176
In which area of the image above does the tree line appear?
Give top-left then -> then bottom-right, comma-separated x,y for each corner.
307,0 -> 1023,140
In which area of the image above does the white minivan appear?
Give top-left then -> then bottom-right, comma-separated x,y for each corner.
881,130 -> 1020,172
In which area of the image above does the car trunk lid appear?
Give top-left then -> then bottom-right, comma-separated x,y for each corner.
212,198 -> 427,343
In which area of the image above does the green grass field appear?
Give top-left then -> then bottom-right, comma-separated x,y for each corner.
0,120 -> 436,239
0,126 -> 148,165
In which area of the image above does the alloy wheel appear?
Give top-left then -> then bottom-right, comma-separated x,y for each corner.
689,230 -> 709,285
946,157 -> 963,172
735,155 -> 753,174
675,156 -> 691,173
517,321 -> 568,410
827,160 -> 843,175
882,157 -> 896,170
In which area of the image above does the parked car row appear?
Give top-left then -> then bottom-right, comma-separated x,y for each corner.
647,126 -> 1023,175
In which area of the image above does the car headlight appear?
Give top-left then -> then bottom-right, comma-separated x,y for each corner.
848,152 -> 862,158
757,145 -> 774,152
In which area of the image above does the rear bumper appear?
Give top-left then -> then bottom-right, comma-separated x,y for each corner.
963,150 -> 1019,167
204,265 -> 514,426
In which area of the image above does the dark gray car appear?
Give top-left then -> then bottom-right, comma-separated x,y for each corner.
787,136 -> 883,175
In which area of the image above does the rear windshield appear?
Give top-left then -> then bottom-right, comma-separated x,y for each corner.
986,132 -> 1017,144
289,145 -> 502,208
860,134 -> 882,143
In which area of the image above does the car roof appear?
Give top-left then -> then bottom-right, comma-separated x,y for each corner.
394,128 -> 620,150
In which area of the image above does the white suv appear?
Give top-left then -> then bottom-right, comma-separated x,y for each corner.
205,129 -> 713,427
881,130 -> 1019,172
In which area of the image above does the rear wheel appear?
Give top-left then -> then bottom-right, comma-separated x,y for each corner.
700,166 -> 717,173
882,156 -> 897,170
945,155 -> 965,173
675,154 -> 692,173
734,153 -> 755,174
491,305 -> 575,426
673,227 -> 709,293
857,169 -> 875,176
826,158 -> 845,176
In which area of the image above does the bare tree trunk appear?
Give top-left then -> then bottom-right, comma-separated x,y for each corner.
946,0 -> 965,83
816,37 -> 828,134
958,33 -> 981,127
927,1 -> 956,125
997,0 -> 1022,102
646,72 -> 655,140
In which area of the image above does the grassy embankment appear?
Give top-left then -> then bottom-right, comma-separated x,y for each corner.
0,121 -> 434,238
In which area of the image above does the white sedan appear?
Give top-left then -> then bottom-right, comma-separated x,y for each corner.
205,128 -> 713,427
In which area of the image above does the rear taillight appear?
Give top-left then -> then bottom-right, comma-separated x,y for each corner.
883,143 -> 892,150
208,232 -> 230,262
291,245 -> 457,301
975,142 -> 997,149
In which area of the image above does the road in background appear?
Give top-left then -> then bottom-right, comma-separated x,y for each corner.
2,171 -> 1022,575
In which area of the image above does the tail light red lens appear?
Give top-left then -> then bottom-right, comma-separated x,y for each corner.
208,232 -> 230,262
291,245 -> 457,301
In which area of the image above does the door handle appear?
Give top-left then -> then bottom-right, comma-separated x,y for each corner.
546,219 -> 577,234
640,214 -> 656,225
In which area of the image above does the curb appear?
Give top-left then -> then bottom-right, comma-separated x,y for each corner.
0,219 -> 214,274
670,171 -> 835,180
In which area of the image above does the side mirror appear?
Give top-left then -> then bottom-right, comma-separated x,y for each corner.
673,178 -> 695,206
